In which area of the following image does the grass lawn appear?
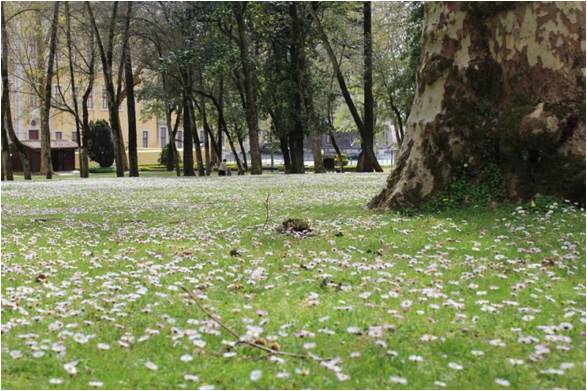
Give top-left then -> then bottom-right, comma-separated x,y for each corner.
1,173 -> 585,389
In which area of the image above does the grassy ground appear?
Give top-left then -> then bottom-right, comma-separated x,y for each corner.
1,173 -> 585,389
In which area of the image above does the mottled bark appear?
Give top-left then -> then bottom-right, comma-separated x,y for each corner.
369,2 -> 586,209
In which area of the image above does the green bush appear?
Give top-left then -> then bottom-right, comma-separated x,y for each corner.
424,162 -> 506,212
89,166 -> 115,174
158,143 -> 181,171
88,120 -> 114,168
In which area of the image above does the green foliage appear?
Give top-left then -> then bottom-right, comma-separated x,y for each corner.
425,162 -> 507,212
373,2 -> 424,124
87,120 -> 114,168
158,143 -> 181,170
88,166 -> 115,174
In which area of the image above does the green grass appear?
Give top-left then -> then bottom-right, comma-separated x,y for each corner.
1,173 -> 585,389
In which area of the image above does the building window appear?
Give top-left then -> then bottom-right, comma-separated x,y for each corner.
176,130 -> 183,149
29,89 -> 38,108
159,126 -> 167,147
142,131 -> 149,148
28,130 -> 39,140
72,131 -> 78,143
55,131 -> 63,141
101,89 -> 108,109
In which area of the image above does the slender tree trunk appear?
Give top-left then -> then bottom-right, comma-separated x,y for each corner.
196,94 -> 211,175
40,2 -> 60,179
279,135 -> 292,173
233,2 -> 262,174
166,106 -> 181,177
65,3 -> 87,178
79,30 -> 95,179
269,124 -> 274,172
369,2 -> 586,209
1,120 -> 13,180
327,98 -> 344,173
223,127 -> 244,175
1,4 -> 31,179
388,94 -> 404,146
236,130 -> 248,172
310,4 -> 381,172
357,2 -> 382,172
124,2 -> 138,177
87,2 -> 126,177
188,98 -> 205,176
182,88 -> 195,176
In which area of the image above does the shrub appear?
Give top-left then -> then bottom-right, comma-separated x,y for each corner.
159,143 -> 181,171
88,120 -> 114,168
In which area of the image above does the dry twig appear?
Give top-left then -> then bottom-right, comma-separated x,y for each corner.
262,192 -> 270,229
181,286 -> 314,360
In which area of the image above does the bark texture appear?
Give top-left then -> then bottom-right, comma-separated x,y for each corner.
369,2 -> 586,209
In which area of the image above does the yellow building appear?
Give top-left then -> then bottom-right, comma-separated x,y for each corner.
5,2 -> 186,169
10,79 -> 184,167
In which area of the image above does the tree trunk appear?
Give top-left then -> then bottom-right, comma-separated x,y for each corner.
269,124 -> 274,172
87,2 -> 126,177
1,121 -> 13,180
40,2 -> 60,179
124,2 -> 138,177
166,106 -> 181,177
279,135 -> 292,173
1,4 -> 31,179
388,93 -> 404,146
236,131 -> 248,172
288,130 -> 305,174
182,89 -> 195,176
310,4 -> 381,173
233,3 -> 262,175
188,98 -> 205,176
357,2 -> 382,173
223,126 -> 245,175
198,92 -> 211,175
369,2 -> 586,209
65,3 -> 87,178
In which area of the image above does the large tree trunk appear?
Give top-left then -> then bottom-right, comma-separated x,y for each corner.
40,2 -> 60,179
369,2 -> 586,209
233,3 -> 262,175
